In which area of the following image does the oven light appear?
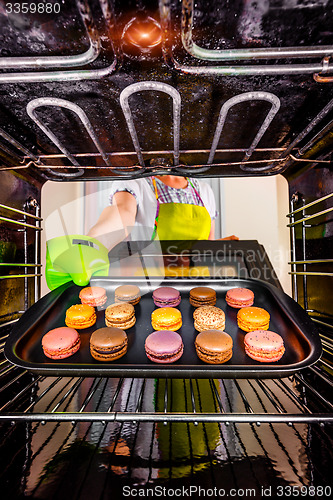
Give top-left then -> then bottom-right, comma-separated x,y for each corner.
122,16 -> 162,52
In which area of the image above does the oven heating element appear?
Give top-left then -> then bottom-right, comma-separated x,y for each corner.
0,89 -> 332,178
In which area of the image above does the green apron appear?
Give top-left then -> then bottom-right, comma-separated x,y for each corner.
151,177 -> 212,240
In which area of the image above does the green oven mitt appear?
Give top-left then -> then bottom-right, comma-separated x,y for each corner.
45,235 -> 109,289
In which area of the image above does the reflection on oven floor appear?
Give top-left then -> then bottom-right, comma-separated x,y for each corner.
1,377 -> 327,498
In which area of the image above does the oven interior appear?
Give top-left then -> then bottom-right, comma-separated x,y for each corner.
0,0 -> 332,497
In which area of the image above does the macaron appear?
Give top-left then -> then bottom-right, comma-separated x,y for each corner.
193,305 -> 225,332
65,304 -> 96,329
145,330 -> 183,363
79,286 -> 107,308
115,285 -> 141,305
151,307 -> 182,331
90,327 -> 128,362
237,306 -> 270,332
189,287 -> 216,307
244,330 -> 285,362
42,327 -> 80,360
105,302 -> 136,330
195,330 -> 233,364
225,288 -> 254,308
152,287 -> 181,308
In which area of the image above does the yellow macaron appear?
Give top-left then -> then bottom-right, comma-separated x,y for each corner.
151,307 -> 182,331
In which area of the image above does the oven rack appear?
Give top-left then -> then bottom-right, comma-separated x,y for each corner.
0,199 -> 42,310
0,347 -> 332,424
1,373 -> 332,496
288,192 -> 333,334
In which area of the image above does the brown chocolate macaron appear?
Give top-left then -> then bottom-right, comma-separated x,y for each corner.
90,327 -> 128,362
193,305 -> 225,332
105,302 -> 136,330
195,329 -> 233,364
115,284 -> 141,305
189,287 -> 216,307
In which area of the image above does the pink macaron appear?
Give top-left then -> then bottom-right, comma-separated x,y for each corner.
152,287 -> 181,308
244,330 -> 285,363
79,286 -> 107,308
225,287 -> 254,308
42,327 -> 81,360
145,330 -> 184,363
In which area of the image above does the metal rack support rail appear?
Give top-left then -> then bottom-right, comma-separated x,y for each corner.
29,147 -> 287,160
287,193 -> 333,218
258,98 -> 333,173
0,127 -> 67,180
0,375 -> 332,423
288,191 -> 333,326
0,315 -> 24,330
0,200 -> 42,305
0,412 -> 332,424
3,156 -> 331,179
0,203 -> 42,220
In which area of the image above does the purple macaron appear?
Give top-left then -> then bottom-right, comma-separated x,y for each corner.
145,331 -> 184,363
152,287 -> 181,308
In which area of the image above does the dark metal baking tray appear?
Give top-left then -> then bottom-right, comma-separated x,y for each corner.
5,277 -> 322,378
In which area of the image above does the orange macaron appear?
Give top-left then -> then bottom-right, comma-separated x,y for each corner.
151,307 -> 182,331
65,304 -> 97,329
237,306 -> 270,332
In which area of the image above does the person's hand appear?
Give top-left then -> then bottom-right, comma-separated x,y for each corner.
217,235 -> 239,241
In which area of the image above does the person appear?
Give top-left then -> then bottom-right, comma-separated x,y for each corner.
88,175 -> 238,244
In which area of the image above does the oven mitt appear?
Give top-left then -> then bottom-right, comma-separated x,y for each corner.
45,235 -> 109,289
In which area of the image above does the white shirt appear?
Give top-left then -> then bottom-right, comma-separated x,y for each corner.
109,177 -> 217,240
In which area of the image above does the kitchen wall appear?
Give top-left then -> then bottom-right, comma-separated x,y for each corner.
217,176 -> 291,293
41,175 -> 291,296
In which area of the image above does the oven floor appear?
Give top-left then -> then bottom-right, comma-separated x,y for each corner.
0,377 -> 332,499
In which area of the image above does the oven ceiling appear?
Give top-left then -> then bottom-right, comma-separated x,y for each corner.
0,0 -> 332,181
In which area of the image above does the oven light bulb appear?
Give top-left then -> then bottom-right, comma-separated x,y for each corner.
122,16 -> 162,51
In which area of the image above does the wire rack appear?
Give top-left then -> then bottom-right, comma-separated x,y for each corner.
0,369 -> 333,423
0,372 -> 332,497
288,192 -> 333,343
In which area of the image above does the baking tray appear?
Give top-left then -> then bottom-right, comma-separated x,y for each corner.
5,277 -> 322,378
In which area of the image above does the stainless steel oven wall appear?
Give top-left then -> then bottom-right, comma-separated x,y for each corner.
285,164 -> 333,366
0,171 -> 42,320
